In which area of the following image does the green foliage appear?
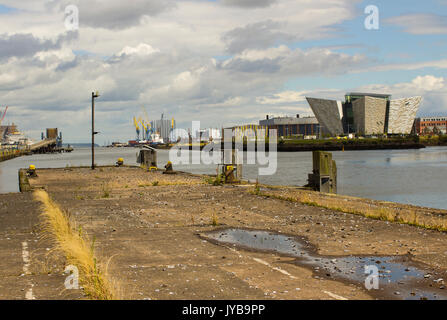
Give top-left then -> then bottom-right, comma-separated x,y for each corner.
253,180 -> 261,195
205,175 -> 224,186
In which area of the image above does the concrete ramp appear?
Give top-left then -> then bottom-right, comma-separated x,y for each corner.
29,138 -> 57,152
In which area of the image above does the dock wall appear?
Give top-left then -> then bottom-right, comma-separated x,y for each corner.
0,149 -> 25,163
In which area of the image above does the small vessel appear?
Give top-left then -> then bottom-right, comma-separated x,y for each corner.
150,133 -> 164,144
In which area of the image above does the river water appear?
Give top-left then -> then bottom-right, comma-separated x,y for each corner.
1,146 -> 446,210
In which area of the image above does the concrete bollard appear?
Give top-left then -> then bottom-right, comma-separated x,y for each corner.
307,151 -> 337,193
19,169 -> 32,192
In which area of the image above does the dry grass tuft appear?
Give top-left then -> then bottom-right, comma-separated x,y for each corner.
251,188 -> 447,232
136,178 -> 204,188
211,213 -> 219,226
34,189 -> 119,300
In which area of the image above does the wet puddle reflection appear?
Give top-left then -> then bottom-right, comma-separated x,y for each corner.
203,228 -> 447,300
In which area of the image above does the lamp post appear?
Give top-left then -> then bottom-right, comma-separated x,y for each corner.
91,91 -> 100,170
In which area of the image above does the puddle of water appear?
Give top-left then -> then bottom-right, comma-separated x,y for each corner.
211,228 -> 314,259
204,228 -> 447,300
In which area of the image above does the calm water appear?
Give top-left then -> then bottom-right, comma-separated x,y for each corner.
1,146 -> 446,210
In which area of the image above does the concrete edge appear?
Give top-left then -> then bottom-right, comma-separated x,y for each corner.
18,169 -> 32,193
26,165 -> 447,215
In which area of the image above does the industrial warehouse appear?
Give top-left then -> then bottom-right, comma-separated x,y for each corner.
306,93 -> 422,137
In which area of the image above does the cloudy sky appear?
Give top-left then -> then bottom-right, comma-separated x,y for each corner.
1,0 -> 447,143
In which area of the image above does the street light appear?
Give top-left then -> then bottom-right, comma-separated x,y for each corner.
91,91 -> 100,170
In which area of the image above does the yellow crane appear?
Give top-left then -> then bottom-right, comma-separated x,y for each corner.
133,116 -> 142,141
141,106 -> 154,141
141,120 -> 147,140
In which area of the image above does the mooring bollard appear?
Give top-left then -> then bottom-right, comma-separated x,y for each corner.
218,149 -> 242,183
116,158 -> 124,167
27,164 -> 37,178
307,151 -> 337,193
163,161 -> 177,175
223,165 -> 236,183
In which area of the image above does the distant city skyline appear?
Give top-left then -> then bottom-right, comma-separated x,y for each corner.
0,0 -> 446,143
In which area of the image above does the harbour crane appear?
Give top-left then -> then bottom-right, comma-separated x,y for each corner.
133,116 -> 141,141
141,120 -> 148,141
141,106 -> 153,141
144,120 -> 152,141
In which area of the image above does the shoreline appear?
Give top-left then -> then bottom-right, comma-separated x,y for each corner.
153,141 -> 427,152
0,149 -> 27,163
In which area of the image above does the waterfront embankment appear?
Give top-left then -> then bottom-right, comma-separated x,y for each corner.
4,165 -> 446,300
0,149 -> 26,163
159,136 -> 437,152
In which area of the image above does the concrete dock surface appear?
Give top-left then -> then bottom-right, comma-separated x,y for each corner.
1,166 -> 447,300
0,192 -> 83,299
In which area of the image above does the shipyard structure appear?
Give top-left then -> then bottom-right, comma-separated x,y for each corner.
306,93 -> 422,136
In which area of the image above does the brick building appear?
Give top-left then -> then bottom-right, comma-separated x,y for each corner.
413,117 -> 447,135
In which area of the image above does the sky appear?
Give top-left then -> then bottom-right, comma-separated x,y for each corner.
0,0 -> 446,143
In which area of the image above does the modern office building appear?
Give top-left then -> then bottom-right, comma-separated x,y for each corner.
306,93 -> 422,136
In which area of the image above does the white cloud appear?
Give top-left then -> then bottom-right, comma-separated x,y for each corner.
117,43 -> 160,57
411,75 -> 445,91
266,75 -> 447,120
357,75 -> 445,96
360,59 -> 447,73
256,90 -> 308,105
353,75 -> 447,115
9,0 -> 447,143
221,0 -> 278,8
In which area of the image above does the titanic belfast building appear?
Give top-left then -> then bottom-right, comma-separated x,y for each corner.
306,93 -> 422,136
